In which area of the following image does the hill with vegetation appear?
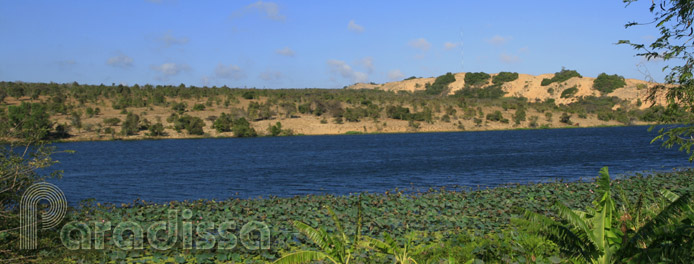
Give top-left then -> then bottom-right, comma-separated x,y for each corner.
0,68 -> 687,142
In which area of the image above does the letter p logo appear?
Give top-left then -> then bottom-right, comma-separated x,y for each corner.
20,182 -> 67,249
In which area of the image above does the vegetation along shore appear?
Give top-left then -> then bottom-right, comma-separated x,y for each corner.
0,69 -> 688,142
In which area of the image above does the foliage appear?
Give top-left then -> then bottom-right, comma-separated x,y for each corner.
232,117 -> 257,137
454,85 -> 506,99
213,113 -> 234,132
541,68 -> 582,86
174,115 -> 205,135
559,113 -> 572,124
121,112 -> 140,135
268,122 -> 293,136
485,110 -> 504,122
621,0 -> 694,161
7,102 -> 51,140
523,167 -> 694,263
513,107 -> 526,125
147,122 -> 166,136
560,86 -> 578,98
171,102 -> 187,114
425,72 -> 456,95
492,72 -> 519,85
274,199 -> 363,264
593,73 -> 626,94
464,72 -> 491,87
192,103 -> 206,111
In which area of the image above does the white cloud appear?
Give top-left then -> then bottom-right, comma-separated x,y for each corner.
215,63 -> 245,80
107,54 -> 133,68
486,35 -> 511,46
348,20 -> 364,33
232,1 -> 285,21
500,53 -> 520,63
159,31 -> 189,47
275,47 -> 295,57
259,70 -> 283,81
360,57 -> 374,73
327,59 -> 368,83
408,38 -> 431,51
388,69 -> 405,81
444,42 -> 459,50
151,62 -> 190,76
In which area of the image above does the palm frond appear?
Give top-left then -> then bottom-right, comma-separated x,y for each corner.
293,221 -> 333,253
554,202 -> 598,248
273,250 -> 334,264
617,193 -> 693,259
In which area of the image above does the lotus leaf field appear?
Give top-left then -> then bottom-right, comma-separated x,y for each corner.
23,169 -> 694,263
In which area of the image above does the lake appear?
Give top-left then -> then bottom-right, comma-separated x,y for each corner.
48,126 -> 690,205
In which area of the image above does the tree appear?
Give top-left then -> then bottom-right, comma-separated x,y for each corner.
231,117 -> 257,137
148,122 -> 166,137
121,112 -> 140,135
213,113 -> 233,132
621,0 -> 694,161
7,102 -> 51,140
0,110 -> 63,261
425,72 -> 456,95
593,73 -> 626,94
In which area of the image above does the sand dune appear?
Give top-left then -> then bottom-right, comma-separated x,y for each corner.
347,72 -> 666,109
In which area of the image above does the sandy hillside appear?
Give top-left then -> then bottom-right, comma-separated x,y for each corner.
347,72 -> 667,109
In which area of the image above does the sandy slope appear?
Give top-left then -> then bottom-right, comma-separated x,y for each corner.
347,72 -> 667,109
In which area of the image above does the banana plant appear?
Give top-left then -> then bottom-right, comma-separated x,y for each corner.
615,189 -> 694,262
274,197 -> 363,264
522,167 -> 621,264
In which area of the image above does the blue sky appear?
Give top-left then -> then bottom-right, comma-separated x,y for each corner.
0,0 -> 669,88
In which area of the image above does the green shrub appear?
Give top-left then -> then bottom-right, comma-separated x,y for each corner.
7,102 -> 51,140
486,110 -> 504,122
192,103 -> 206,111
464,72 -> 491,87
148,123 -> 165,136
454,85 -> 506,99
103,117 -> 121,126
593,73 -> 626,94
513,107 -> 526,125
121,112 -> 140,135
541,68 -> 582,86
174,115 -> 205,135
425,72 -> 456,95
560,86 -> 578,98
171,102 -> 187,114
492,72 -> 519,85
231,117 -> 256,137
559,112 -> 571,124
213,113 -> 234,132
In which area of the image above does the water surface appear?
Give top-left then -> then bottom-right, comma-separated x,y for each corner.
48,126 -> 691,205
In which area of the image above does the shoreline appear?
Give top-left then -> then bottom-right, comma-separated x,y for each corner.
49,123 -> 659,143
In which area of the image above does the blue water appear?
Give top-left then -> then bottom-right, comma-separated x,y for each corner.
47,126 -> 691,205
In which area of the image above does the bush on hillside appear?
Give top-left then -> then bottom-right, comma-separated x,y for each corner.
593,73 -> 626,94
541,68 -> 582,86
492,72 -> 519,85
464,72 -> 491,87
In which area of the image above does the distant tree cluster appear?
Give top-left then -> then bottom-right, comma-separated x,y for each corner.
424,72 -> 456,95
454,85 -> 506,99
464,72 -> 491,87
560,86 -> 578,98
492,72 -> 519,85
541,68 -> 582,86
593,73 -> 626,94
